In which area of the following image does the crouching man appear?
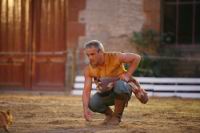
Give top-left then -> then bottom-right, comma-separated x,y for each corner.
82,40 -> 148,125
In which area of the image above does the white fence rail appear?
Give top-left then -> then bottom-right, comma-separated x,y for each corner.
71,76 -> 200,98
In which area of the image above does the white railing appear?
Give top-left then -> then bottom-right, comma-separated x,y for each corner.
71,76 -> 200,98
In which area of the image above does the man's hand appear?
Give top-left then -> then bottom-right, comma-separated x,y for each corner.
119,73 -> 131,82
84,109 -> 92,121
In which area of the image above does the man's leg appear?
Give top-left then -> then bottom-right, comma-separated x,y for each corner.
108,80 -> 132,125
88,92 -> 114,124
101,107 -> 113,124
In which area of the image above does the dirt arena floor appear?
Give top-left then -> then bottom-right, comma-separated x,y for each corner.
0,93 -> 200,133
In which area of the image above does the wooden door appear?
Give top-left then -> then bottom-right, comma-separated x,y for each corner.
0,0 -> 67,91
31,0 -> 67,90
0,0 -> 32,89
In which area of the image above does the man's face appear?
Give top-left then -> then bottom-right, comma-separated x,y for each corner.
85,47 -> 101,66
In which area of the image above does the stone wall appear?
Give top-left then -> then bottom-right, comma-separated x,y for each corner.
79,0 -> 145,52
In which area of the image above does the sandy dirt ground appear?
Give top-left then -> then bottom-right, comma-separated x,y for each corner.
0,93 -> 200,133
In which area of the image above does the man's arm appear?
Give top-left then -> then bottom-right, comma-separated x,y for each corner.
82,67 -> 92,121
118,53 -> 148,104
118,53 -> 141,81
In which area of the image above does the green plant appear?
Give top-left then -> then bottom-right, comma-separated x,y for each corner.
131,29 -> 160,55
126,52 -> 180,77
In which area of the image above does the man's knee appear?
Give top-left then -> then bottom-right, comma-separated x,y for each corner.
89,94 -> 107,113
114,80 -> 132,97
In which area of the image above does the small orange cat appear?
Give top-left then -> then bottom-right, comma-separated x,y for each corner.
0,110 -> 13,133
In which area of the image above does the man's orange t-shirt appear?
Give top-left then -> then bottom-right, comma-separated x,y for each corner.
88,52 -> 126,78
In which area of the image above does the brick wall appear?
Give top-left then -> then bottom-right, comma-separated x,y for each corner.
66,0 -> 86,85
143,0 -> 160,32
67,0 -> 86,49
79,0 -> 145,52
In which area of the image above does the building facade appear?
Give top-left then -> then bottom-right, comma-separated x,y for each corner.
0,0 -> 199,91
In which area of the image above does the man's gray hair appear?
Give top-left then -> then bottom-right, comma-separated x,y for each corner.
84,40 -> 104,52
